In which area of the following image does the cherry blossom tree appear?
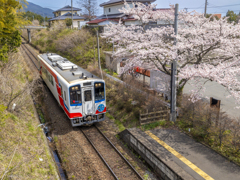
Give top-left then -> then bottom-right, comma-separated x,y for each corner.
102,2 -> 240,106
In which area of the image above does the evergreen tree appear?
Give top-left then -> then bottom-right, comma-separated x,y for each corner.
0,0 -> 28,62
65,18 -> 72,27
226,10 -> 238,24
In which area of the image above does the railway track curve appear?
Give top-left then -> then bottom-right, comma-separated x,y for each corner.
20,40 -> 144,180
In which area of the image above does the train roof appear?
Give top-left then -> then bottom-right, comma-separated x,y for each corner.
38,53 -> 101,84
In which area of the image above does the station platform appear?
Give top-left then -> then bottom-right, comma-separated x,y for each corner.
119,128 -> 240,180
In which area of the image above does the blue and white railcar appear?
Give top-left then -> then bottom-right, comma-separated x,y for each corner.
38,53 -> 106,126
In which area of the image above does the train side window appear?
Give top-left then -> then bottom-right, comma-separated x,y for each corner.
42,67 -> 47,79
50,75 -> 54,85
70,85 -> 81,105
94,83 -> 105,101
64,91 -> 66,101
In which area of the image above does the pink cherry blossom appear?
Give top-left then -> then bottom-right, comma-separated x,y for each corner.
102,2 -> 240,106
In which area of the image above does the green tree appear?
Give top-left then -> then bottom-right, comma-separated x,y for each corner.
226,10 -> 238,23
65,18 -> 72,27
0,0 -> 28,62
22,11 -> 44,24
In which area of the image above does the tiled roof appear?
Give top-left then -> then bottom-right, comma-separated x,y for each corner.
49,12 -> 85,21
123,18 -> 136,21
53,5 -> 81,13
213,14 -> 221,19
100,0 -> 156,7
97,13 -> 125,19
87,19 -> 119,24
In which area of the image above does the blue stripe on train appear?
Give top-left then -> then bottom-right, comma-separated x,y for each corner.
95,99 -> 105,103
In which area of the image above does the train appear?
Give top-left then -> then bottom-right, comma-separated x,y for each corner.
37,53 -> 106,126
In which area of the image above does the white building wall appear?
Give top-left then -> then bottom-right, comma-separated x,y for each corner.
150,70 -> 171,98
104,4 -> 124,15
78,21 -> 88,29
104,52 -> 121,74
125,20 -> 142,26
99,20 -> 118,26
157,20 -> 174,25
103,3 -> 134,15
60,11 -> 78,16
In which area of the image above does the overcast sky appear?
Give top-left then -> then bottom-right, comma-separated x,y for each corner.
28,0 -> 240,16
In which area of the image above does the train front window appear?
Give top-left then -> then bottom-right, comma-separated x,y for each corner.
70,85 -> 81,105
95,83 -> 105,101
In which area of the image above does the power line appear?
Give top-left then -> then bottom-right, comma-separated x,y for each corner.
65,0 -> 69,5
188,3 -> 240,9
207,3 -> 240,8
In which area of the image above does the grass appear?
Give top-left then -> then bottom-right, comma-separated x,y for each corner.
106,112 -> 126,132
0,50 -> 58,179
141,121 -> 162,131
114,119 -> 126,132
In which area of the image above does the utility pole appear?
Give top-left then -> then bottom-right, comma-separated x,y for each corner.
43,14 -> 45,27
170,4 -> 178,122
97,30 -> 103,79
97,30 -> 100,69
204,0 -> 208,17
71,0 -> 73,29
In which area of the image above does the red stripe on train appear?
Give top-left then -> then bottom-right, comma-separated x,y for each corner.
59,95 -> 82,118
95,107 -> 106,114
41,60 -> 82,119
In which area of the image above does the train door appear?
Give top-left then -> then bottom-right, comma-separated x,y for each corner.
82,87 -> 94,116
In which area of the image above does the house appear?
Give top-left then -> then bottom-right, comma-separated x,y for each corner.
87,0 -> 157,29
49,5 -> 87,28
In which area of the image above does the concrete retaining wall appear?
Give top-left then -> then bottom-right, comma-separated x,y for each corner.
119,128 -> 194,180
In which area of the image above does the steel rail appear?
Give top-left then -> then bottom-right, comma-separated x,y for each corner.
94,124 -> 144,180
80,129 -> 119,180
22,41 -> 39,62
21,43 -> 39,70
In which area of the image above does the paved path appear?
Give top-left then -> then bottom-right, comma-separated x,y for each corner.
148,129 -> 240,180
183,79 -> 240,119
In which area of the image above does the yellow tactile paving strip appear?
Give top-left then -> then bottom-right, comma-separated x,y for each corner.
145,131 -> 214,180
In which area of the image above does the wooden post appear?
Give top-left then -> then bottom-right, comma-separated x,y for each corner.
153,108 -> 156,121
27,29 -> 31,43
146,109 -> 148,121
210,97 -> 221,127
139,110 -> 141,124
143,75 -> 145,87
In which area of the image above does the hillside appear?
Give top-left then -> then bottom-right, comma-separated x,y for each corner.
0,49 -> 59,179
23,1 -> 53,18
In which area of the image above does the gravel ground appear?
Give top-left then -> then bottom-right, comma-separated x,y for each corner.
95,120 -> 159,180
42,88 -> 114,179
82,126 -> 141,179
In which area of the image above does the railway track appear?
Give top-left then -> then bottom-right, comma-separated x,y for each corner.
81,125 -> 144,180
21,40 -> 144,179
21,41 -> 39,70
